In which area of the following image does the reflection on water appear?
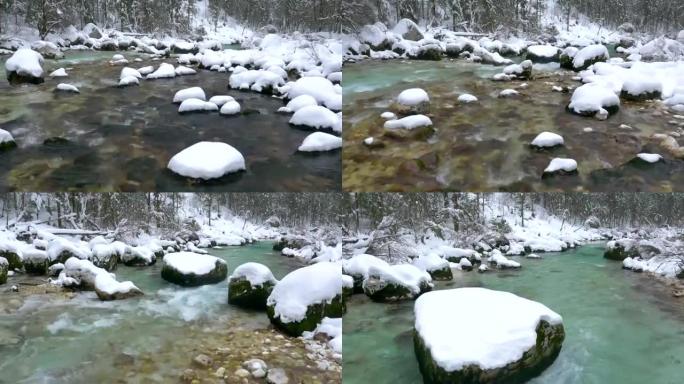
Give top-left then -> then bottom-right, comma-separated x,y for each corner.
343,245 -> 684,384
343,59 -> 682,192
0,51 -> 340,191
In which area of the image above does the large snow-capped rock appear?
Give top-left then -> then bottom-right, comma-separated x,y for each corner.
543,158 -> 578,178
363,263 -> 433,302
266,262 -> 343,336
568,83 -> 620,118
178,98 -> 218,113
488,249 -> 522,269
342,254 -> 391,293
395,88 -> 430,114
168,142 -> 246,180
5,48 -> 45,84
604,239 -> 639,260
297,132 -> 342,152
46,237 -> 91,264
284,76 -> 340,111
146,63 -> 176,79
289,105 -> 341,132
572,45 -> 609,71
161,252 -> 228,286
359,23 -> 392,51
531,132 -> 564,149
414,288 -> 564,383
412,253 -> 453,280
173,87 -> 206,103
392,19 -> 424,41
22,248 -> 50,274
30,40 -> 64,60
620,76 -> 663,101
228,262 -> 278,309
55,257 -> 143,301
525,45 -> 560,63
122,245 -> 156,266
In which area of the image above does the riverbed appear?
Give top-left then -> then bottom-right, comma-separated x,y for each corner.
343,59 -> 683,192
343,244 -> 684,384
0,242 -> 340,383
0,50 -> 341,192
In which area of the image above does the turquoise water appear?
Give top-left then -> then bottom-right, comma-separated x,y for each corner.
0,242 -> 305,383
343,244 -> 684,384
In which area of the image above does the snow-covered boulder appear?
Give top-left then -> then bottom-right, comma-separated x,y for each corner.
393,19 -> 424,41
30,40 -> 63,60
543,158 -> 578,178
0,129 -> 17,151
568,83 -> 620,118
23,248 -> 50,275
49,68 -> 68,78
342,254 -> 389,293
414,288 -> 564,383
559,47 -> 579,70
395,88 -> 430,115
285,77 -> 340,111
229,69 -> 285,94
530,132 -> 564,149
412,253 -> 452,281
178,98 -> 218,114
572,45 -> 609,71
488,250 -> 521,269
91,243 -> 123,271
297,132 -> 342,152
146,63 -> 176,79
171,41 -> 198,54
121,245 -> 156,266
525,45 -> 560,63
266,262 -> 343,336
209,95 -> 235,107
119,76 -> 139,87
458,94 -> 478,103
499,89 -> 519,98
408,42 -> 443,61
289,105 -> 340,132
503,60 -> 533,80
219,100 -> 241,115
57,258 -> 143,301
604,239 -> 639,261
5,48 -> 45,84
168,141 -> 246,180
173,87 -> 206,103
228,262 -> 278,309
278,94 -> 318,113
161,252 -> 228,286
620,77 -> 662,101
46,237 -> 91,264
0,257 -> 7,284
363,264 -> 433,302
359,23 -> 392,51
55,83 -> 79,93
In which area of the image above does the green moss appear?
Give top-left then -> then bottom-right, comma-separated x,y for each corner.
23,258 -> 49,275
0,140 -> 17,151
429,267 -> 453,281
228,278 -> 274,310
604,245 -> 639,261
93,255 -> 118,271
0,263 -> 7,284
620,89 -> 662,102
161,261 -> 228,287
0,251 -> 22,270
363,277 -> 431,302
414,320 -> 565,384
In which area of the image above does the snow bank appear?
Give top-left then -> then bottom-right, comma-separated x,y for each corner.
168,142 -> 245,180
414,287 -> 563,371
298,132 -> 342,152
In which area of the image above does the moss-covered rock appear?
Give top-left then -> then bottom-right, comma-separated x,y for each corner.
604,239 -> 639,261
363,276 -> 432,302
427,266 -> 453,281
266,294 -> 345,336
228,277 -> 275,310
0,251 -> 22,270
92,253 -> 118,272
95,285 -> 144,301
620,89 -> 662,102
409,45 -> 443,61
414,320 -> 565,384
7,71 -> 45,85
161,258 -> 228,287
0,257 -> 8,284
23,255 -> 49,275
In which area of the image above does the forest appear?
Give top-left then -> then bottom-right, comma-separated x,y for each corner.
0,0 -> 361,35
342,193 -> 684,234
352,0 -> 683,34
0,193 -> 343,233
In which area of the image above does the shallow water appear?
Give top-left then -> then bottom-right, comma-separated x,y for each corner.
343,59 -> 684,192
343,244 -> 684,384
0,242 -> 308,383
0,51 -> 340,192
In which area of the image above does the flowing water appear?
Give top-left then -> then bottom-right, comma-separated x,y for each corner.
0,51 -> 340,192
343,244 -> 684,384
0,242 -> 319,383
343,59 -> 684,192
